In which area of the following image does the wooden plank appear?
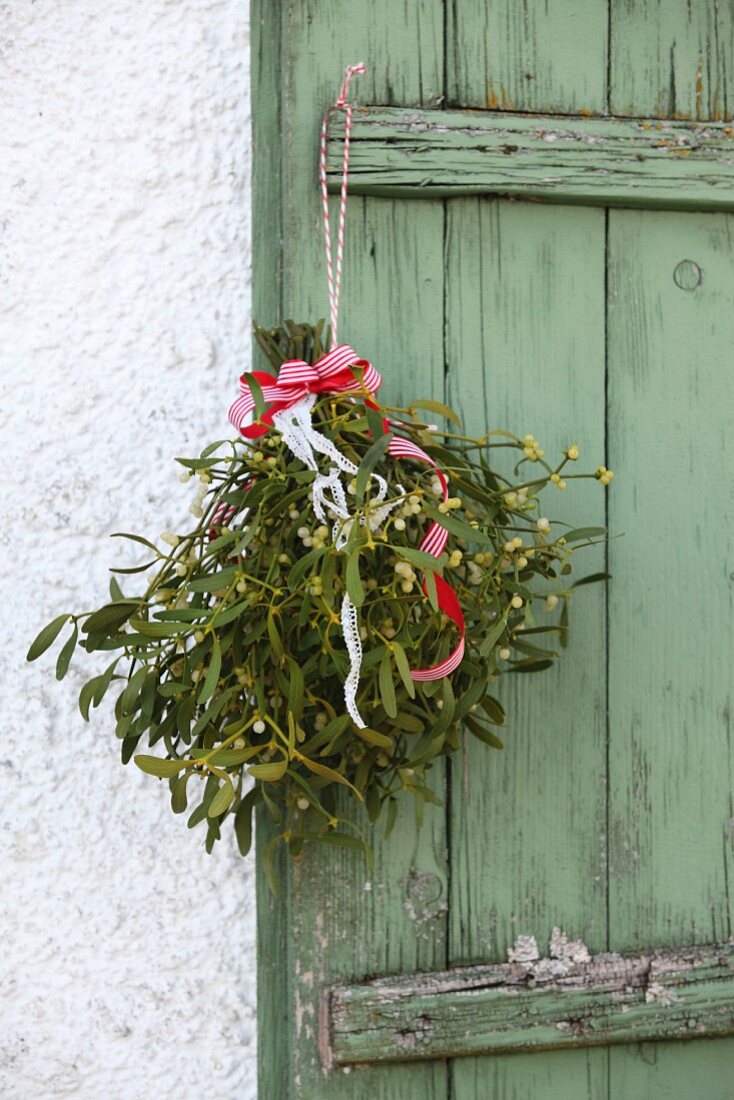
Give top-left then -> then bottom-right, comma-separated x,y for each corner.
254,4 -> 450,1099
444,9 -> 611,1097
447,0 -> 608,114
609,1037 -> 734,1100
611,1 -> 734,121
608,7 -> 734,1095
252,5 -> 288,1096
444,197 -> 609,1095
327,941 -> 734,1064
606,208 -> 734,1089
326,107 -> 734,210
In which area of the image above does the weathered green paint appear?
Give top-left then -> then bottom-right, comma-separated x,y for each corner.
326,108 -> 734,209
447,0 -> 609,114
610,1 -> 734,120
253,6 -> 451,1100
445,197 -> 610,1100
254,2 -> 734,1097
328,941 -> 734,1064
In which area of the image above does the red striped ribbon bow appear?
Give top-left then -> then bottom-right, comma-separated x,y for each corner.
228,344 -> 381,439
225,349 -> 465,683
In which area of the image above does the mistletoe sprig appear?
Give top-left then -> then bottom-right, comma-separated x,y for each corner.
28,322 -> 612,879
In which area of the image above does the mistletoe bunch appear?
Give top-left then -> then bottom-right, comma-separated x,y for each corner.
28,322 -> 611,875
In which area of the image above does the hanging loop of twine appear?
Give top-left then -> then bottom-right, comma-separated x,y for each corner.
319,63 -> 366,348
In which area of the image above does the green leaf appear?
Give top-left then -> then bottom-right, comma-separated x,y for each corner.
571,571 -> 612,588
27,614 -> 71,661
208,777 -> 236,817
464,715 -> 504,749
287,546 -> 328,590
198,636 -> 221,704
78,679 -> 97,722
424,569 -> 439,613
207,745 -> 260,766
355,432 -> 393,505
267,610 -> 285,661
110,531 -> 160,554
507,658 -> 554,673
411,398 -> 462,429
391,641 -> 415,699
128,619 -> 192,638
386,712 -> 424,734
92,660 -> 119,706
248,759 -> 288,782
83,601 -> 138,635
378,652 -> 397,718
560,600 -> 570,649
109,577 -> 125,601
357,726 -> 394,751
297,756 -> 363,799
480,695 -> 506,725
134,755 -> 187,778
55,623 -> 78,681
422,500 -> 493,546
121,665 -> 147,716
234,791 -> 258,856
188,566 -> 238,592
562,527 -> 607,543
287,657 -> 305,721
171,774 -> 189,814
300,830 -> 367,854
479,615 -> 508,658
243,372 -> 268,421
365,403 -> 386,441
390,546 -> 446,573
346,550 -> 365,608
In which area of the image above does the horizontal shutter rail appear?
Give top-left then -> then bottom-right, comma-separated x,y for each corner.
327,107 -> 734,211
324,940 -> 734,1067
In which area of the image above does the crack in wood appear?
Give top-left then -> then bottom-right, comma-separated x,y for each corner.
326,107 -> 734,210
324,937 -> 734,1068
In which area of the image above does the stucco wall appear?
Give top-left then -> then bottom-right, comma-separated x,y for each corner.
0,3 -> 255,1097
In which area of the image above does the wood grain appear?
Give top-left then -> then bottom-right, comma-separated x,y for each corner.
254,4 -> 450,1098
447,0 -> 608,114
611,1 -> 734,120
326,108 -> 734,211
606,207 -> 734,1092
445,197 -> 609,1098
328,942 -> 734,1063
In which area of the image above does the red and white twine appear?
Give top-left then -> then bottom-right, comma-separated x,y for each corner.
319,62 -> 366,347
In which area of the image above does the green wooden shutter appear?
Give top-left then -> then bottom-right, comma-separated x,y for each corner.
253,4 -> 734,1097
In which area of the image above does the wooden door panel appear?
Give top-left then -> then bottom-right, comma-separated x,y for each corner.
607,208 -> 734,1093
609,1036 -> 734,1100
254,6 -> 450,1097
255,2 -> 734,1095
447,0 -> 608,113
445,196 -> 608,1100
445,197 -> 608,961
611,1 -> 734,120
453,1048 -> 609,1100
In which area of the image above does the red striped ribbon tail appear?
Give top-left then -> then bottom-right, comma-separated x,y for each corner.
386,433 -> 466,682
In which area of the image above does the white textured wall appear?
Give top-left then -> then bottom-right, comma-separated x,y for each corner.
0,3 -> 255,1097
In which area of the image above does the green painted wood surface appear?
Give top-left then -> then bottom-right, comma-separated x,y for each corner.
447,0 -> 608,113
606,206 -> 734,1096
254,2 -> 734,1097
610,1 -> 734,120
253,5 -> 451,1099
329,942 -> 734,1063
445,198 -> 609,1100
326,108 -> 734,209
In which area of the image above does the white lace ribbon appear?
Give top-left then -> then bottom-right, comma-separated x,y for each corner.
272,395 -> 400,728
